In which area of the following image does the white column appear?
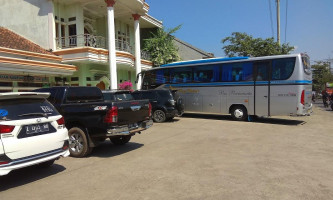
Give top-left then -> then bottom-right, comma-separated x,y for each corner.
47,1 -> 56,50
133,14 -> 141,90
106,0 -> 117,89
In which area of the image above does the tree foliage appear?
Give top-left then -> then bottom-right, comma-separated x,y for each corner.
222,32 -> 295,57
311,61 -> 333,91
143,25 -> 181,67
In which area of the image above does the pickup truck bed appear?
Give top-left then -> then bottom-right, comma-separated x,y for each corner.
34,86 -> 153,157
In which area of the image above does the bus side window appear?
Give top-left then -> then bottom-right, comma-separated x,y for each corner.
193,65 -> 216,83
222,64 -> 233,81
272,58 -> 296,80
242,62 -> 253,81
222,63 -> 253,82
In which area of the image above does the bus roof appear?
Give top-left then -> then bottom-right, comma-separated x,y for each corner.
159,54 -> 306,68
160,57 -> 249,67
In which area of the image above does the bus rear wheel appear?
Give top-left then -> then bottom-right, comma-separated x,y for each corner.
231,106 -> 248,121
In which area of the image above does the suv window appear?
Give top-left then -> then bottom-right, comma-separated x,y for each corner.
141,92 -> 156,99
158,90 -> 173,99
0,98 -> 59,120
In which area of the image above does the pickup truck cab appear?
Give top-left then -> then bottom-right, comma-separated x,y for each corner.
34,87 -> 153,157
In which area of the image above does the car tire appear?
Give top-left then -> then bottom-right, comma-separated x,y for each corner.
231,105 -> 248,121
68,127 -> 92,157
153,109 -> 166,123
110,135 -> 131,145
37,159 -> 55,168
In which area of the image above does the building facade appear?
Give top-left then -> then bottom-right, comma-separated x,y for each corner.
0,0 -> 162,90
0,27 -> 77,92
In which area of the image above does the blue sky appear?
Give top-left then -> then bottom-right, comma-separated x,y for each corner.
147,0 -> 333,63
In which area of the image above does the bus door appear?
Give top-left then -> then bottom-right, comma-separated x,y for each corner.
254,61 -> 271,116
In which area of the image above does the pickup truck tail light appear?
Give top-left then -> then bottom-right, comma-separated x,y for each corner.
0,125 -> 15,134
104,106 -> 118,123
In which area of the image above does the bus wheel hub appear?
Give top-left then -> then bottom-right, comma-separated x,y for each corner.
235,109 -> 243,118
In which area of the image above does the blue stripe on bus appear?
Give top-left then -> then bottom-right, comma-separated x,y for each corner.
164,80 -> 312,87
161,57 -> 249,67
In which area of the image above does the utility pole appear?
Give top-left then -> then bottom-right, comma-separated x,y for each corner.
276,0 -> 280,44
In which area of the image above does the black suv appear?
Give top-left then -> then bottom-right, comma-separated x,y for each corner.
132,89 -> 184,122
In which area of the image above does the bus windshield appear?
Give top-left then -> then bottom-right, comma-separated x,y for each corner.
302,55 -> 311,75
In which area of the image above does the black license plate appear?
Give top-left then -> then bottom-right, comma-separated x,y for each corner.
25,123 -> 49,135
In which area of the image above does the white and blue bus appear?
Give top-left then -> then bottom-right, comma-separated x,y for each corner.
138,54 -> 312,120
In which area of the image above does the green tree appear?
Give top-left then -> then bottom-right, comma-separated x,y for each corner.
221,32 -> 294,57
312,61 -> 333,91
143,25 -> 181,67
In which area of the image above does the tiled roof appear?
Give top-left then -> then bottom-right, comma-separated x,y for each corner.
0,27 -> 54,55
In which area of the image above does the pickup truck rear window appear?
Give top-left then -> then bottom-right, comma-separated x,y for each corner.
103,93 -> 134,101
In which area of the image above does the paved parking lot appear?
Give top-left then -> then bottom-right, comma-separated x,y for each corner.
1,103 -> 333,200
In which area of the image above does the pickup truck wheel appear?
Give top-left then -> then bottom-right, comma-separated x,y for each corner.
68,127 -> 92,157
153,110 -> 166,123
110,135 -> 131,145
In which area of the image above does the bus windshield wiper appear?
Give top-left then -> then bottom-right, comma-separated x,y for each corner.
17,113 -> 49,119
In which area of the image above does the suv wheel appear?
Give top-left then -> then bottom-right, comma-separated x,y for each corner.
68,127 -> 92,157
153,109 -> 166,123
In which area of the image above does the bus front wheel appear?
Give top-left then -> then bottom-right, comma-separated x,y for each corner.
231,106 -> 248,121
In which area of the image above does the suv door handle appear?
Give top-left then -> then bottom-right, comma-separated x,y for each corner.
264,96 -> 268,98
152,101 -> 157,103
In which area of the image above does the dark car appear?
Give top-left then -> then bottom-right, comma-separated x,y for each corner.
132,89 -> 184,122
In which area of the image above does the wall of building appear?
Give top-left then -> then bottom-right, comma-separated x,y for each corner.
0,0 -> 52,50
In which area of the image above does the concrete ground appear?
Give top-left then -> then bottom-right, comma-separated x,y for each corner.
0,102 -> 333,200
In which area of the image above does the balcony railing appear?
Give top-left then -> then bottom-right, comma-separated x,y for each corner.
115,39 -> 133,53
56,34 -> 107,49
56,34 -> 151,61
141,50 -> 151,60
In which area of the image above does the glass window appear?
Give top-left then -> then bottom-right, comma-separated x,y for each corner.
141,92 -> 156,100
114,93 -> 134,101
255,62 -> 269,81
222,62 -> 253,82
170,67 -> 192,83
103,93 -> 115,101
272,58 -> 296,80
156,69 -> 170,84
1,99 -> 59,120
142,70 -> 156,88
193,65 -> 219,82
301,56 -> 311,75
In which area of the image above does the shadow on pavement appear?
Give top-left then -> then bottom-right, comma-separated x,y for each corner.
182,113 -> 233,121
251,117 -> 306,126
0,164 -> 66,192
89,142 -> 143,158
181,113 -> 305,126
